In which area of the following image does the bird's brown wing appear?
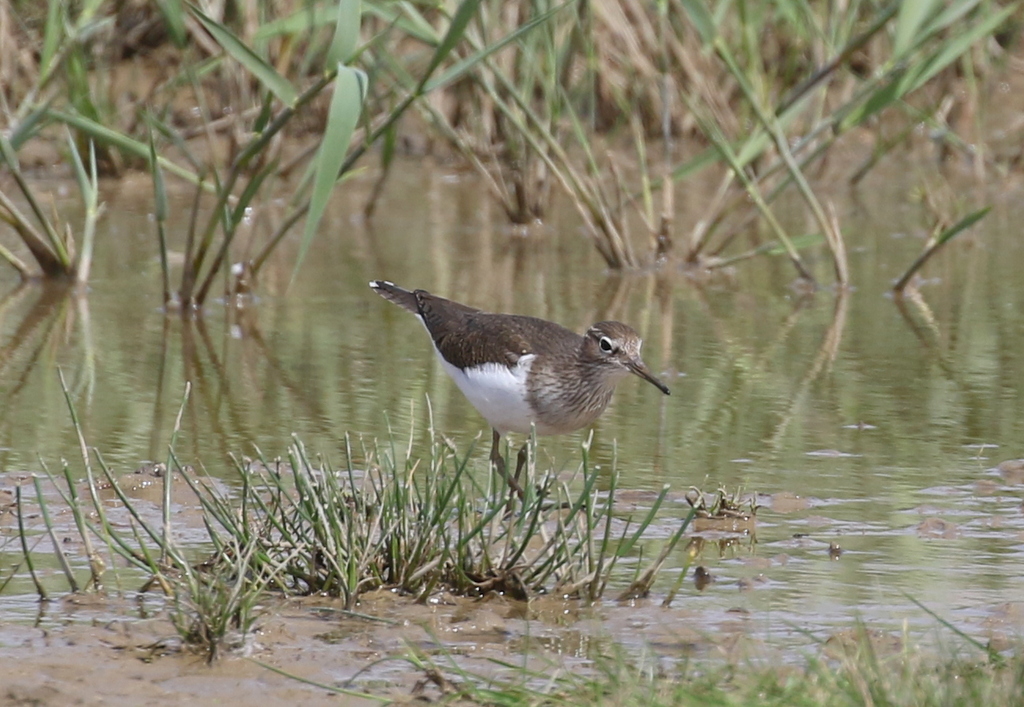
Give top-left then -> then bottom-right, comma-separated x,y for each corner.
426,308 -> 580,370
375,283 -> 583,370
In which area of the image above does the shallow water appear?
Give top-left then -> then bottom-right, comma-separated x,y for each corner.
2,152 -> 1024,687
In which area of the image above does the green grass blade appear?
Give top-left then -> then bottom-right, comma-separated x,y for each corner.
901,590 -> 1002,663
935,206 -> 990,247
78,0 -> 104,23
65,130 -> 92,209
841,5 -> 1014,131
292,65 -> 365,283
894,0 -> 940,59
76,141 -> 100,284
893,207 -> 990,292
48,109 -> 202,185
0,241 -> 31,278
425,1 -> 571,92
92,453 -> 168,553
190,6 -> 299,106
614,485 -> 670,558
678,0 -> 717,45
364,2 -> 438,44
57,463 -> 106,589
254,4 -> 338,41
921,0 -> 982,37
909,4 -> 1016,90
155,0 -> 188,47
33,476 -> 79,592
148,130 -> 171,305
0,131 -> 71,270
9,103 -> 51,150
231,159 -> 279,226
420,0 -> 483,84
15,487 -> 48,600
327,0 -> 361,67
161,384 -> 191,564
40,0 -> 64,82
247,659 -> 388,701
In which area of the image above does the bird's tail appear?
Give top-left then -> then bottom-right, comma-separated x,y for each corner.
369,280 -> 419,314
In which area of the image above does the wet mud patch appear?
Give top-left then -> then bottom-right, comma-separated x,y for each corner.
0,616 -> 378,707
2,457 -> 1024,703
0,589 -> 757,705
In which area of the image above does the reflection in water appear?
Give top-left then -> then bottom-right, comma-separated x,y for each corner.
1,158 -> 1024,653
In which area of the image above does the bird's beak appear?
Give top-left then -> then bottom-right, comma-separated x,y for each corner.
627,357 -> 671,395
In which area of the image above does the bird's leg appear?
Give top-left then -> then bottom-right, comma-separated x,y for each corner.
490,429 -> 524,500
514,442 -> 529,496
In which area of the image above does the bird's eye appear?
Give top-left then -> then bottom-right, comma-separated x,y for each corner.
599,336 -> 615,353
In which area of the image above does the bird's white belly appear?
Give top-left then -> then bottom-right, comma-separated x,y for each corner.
438,355 -> 545,435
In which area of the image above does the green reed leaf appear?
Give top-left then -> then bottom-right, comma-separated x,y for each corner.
65,130 -> 92,206
255,3 -> 337,40
365,1 -> 438,44
293,66 -> 366,282
425,1 -> 570,92
148,129 -> 171,305
327,0 -> 361,67
894,0 -> 940,59
191,6 -> 299,106
679,0 -> 717,45
842,4 -> 1014,131
421,0 -> 483,83
48,109 -> 201,185
40,0 -> 64,80
937,206 -> 990,247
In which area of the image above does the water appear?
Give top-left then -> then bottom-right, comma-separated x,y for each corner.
2,156 -> 1024,653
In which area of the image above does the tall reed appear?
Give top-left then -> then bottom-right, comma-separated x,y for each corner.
0,0 -> 1014,288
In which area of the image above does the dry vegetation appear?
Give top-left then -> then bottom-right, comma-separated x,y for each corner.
0,0 -> 1020,293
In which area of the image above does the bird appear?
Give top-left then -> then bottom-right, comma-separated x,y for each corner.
369,280 -> 670,498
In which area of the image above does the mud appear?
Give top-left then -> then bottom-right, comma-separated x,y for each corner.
0,590 -> 748,705
5,586 -> 1023,705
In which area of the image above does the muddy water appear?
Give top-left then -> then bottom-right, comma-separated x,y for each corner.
2,152 -> 1024,699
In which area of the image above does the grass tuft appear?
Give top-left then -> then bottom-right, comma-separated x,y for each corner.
8,379 -> 692,660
